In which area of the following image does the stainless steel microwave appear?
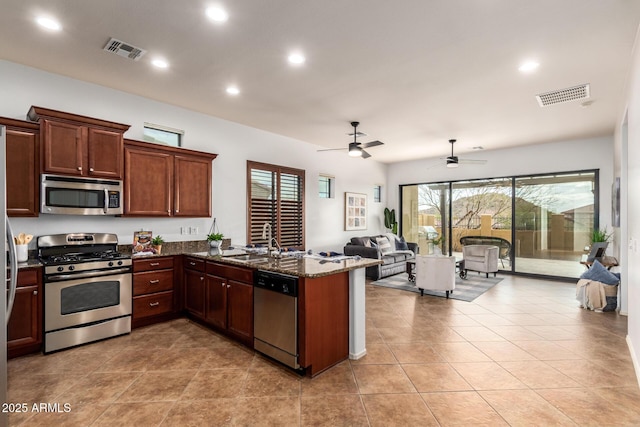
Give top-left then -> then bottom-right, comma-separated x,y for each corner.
41,174 -> 123,215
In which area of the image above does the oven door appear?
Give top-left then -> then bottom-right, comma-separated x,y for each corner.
45,270 -> 132,332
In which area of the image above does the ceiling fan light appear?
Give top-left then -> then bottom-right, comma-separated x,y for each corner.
348,146 -> 362,157
446,159 -> 459,168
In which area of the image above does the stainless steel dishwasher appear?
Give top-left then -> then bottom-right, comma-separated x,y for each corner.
253,270 -> 300,369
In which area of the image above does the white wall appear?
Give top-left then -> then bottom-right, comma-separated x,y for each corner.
0,60 -> 388,252
619,25 -> 640,383
387,136 -> 615,230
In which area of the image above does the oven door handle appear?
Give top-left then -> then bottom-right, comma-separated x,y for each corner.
46,267 -> 131,282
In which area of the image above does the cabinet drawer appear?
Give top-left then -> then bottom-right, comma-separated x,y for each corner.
17,268 -> 39,287
133,291 -> 173,319
206,262 -> 253,283
133,270 -> 174,296
133,256 -> 174,272
184,256 -> 205,272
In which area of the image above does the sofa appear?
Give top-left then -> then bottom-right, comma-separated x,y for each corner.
344,234 -> 418,280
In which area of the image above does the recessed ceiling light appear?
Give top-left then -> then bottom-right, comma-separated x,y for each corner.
206,6 -> 228,23
519,61 -> 540,73
288,53 -> 306,65
151,58 -> 169,69
36,16 -> 62,31
226,86 -> 240,95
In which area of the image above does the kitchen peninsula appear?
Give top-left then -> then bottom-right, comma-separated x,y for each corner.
182,250 -> 380,376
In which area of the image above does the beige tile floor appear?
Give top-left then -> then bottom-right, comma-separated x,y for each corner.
7,275 -> 640,426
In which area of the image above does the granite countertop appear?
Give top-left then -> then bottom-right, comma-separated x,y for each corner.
186,251 -> 381,278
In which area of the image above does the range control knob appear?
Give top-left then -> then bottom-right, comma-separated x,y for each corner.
283,285 -> 289,294
117,260 -> 123,266
57,266 -> 64,272
68,265 -> 75,271
108,261 -> 114,267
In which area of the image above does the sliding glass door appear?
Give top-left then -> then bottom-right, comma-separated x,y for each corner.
400,170 -> 597,279
514,172 -> 596,277
451,178 -> 512,271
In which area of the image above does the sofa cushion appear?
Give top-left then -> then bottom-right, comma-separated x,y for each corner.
381,255 -> 397,265
376,237 -> 393,255
396,236 -> 409,251
351,237 -> 370,246
580,260 -> 620,285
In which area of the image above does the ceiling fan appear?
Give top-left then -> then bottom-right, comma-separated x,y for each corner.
442,139 -> 487,168
317,121 -> 384,159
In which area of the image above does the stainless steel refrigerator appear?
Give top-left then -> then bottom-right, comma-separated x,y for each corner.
2,124 -> 19,426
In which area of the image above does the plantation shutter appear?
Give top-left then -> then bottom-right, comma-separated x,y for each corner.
247,161 -> 305,249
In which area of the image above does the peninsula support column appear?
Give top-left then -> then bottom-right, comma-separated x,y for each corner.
348,268 -> 367,359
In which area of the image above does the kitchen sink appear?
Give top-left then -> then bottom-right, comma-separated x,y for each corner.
228,254 -> 270,264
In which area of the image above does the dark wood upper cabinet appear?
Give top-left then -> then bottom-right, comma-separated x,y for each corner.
1,117 -> 40,217
123,139 -> 216,217
28,106 -> 130,179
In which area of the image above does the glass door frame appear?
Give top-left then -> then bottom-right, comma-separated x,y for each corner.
399,168 -> 599,280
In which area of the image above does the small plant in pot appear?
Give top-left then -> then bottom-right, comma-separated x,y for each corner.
207,232 -> 224,249
151,235 -> 164,255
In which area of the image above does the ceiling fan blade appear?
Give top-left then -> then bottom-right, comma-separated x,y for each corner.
361,140 -> 383,149
361,149 -> 372,159
458,158 -> 487,164
317,147 -> 347,152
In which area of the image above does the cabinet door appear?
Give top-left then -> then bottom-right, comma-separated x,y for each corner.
7,269 -> 42,358
124,146 -> 173,216
227,280 -> 253,341
42,120 -> 85,176
184,269 -> 206,319
205,275 -> 227,329
174,155 -> 212,217
88,128 -> 124,179
6,128 -> 39,217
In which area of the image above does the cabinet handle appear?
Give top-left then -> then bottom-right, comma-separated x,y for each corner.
200,276 -> 204,281
227,284 -> 230,288
149,302 -> 160,307
150,262 -> 160,266
89,167 -> 94,172
149,279 -> 160,284
221,283 -> 225,287
176,209 -> 179,213
33,290 -> 38,295
77,166 -> 82,171
190,262 -> 196,266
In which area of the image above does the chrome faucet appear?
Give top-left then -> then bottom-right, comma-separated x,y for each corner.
262,222 -> 281,258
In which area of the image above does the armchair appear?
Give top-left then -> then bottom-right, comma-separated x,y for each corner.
414,255 -> 456,298
462,245 -> 499,278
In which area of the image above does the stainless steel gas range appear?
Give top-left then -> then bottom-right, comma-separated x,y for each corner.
38,233 -> 132,353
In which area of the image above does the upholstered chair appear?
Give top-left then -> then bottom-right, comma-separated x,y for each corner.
462,245 -> 499,278
414,255 -> 456,298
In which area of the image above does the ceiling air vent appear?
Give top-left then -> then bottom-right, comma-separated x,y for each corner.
536,84 -> 590,107
103,37 -> 147,61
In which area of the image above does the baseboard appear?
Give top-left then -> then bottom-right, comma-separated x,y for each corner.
349,349 -> 367,360
626,334 -> 640,388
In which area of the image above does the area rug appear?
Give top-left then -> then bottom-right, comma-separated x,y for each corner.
371,273 -> 503,302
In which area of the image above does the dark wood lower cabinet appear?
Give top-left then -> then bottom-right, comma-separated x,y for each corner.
298,272 -> 350,377
132,256 -> 178,328
205,274 -> 227,329
184,267 -> 206,320
7,268 -> 43,359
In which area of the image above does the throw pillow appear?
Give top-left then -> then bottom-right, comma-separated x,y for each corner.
579,260 -> 620,285
395,236 -> 409,251
376,236 -> 393,255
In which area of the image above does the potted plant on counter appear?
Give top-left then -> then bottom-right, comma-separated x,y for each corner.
151,235 -> 165,255
207,232 -> 224,249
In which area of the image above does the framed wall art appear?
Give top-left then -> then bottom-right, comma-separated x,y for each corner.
345,192 -> 367,231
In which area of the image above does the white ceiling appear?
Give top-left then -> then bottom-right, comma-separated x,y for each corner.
1,1 -> 639,163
